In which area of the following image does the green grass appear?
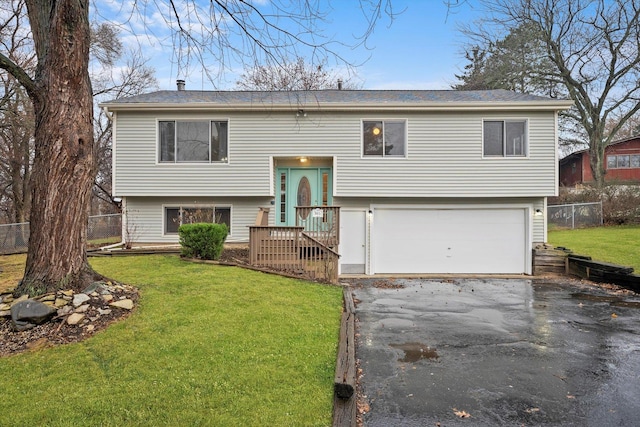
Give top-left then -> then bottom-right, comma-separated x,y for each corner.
0,255 -> 342,426
0,253 -> 25,293
548,225 -> 640,271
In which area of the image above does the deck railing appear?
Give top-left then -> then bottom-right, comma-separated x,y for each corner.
248,225 -> 339,284
295,206 -> 340,248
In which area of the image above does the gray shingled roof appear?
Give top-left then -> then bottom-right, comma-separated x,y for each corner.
101,89 -> 572,110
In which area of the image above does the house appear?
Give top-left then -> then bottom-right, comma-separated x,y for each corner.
100,87 -> 572,276
559,135 -> 640,187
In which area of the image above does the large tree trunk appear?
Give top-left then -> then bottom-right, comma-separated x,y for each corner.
16,0 -> 101,296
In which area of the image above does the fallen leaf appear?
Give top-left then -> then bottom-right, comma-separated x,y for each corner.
611,313 -> 618,318
525,407 -> 540,413
567,395 -> 575,399
453,408 -> 471,418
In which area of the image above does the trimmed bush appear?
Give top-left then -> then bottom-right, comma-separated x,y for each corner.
178,222 -> 228,260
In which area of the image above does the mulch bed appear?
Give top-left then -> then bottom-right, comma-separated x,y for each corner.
1,286 -> 139,358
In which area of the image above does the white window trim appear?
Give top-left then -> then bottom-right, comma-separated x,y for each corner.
360,118 -> 408,159
481,118 -> 529,159
155,118 -> 231,165
161,204 -> 233,237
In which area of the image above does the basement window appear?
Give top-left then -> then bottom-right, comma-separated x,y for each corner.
164,206 -> 231,235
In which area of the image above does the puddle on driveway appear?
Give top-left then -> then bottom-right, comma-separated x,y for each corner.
390,342 -> 439,362
571,293 -> 640,308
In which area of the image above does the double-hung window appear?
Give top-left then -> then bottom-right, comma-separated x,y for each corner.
483,120 -> 527,157
159,120 -> 228,163
362,120 -> 406,157
165,206 -> 231,234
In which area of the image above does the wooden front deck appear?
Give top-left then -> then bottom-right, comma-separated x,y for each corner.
249,206 -> 340,283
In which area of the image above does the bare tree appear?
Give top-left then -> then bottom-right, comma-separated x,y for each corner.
90,23 -> 158,215
0,77 -> 33,224
463,0 -> 640,188
236,57 -> 360,90
0,0 -> 34,225
0,0 -> 392,296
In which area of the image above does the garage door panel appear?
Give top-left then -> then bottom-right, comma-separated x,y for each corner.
373,208 -> 527,274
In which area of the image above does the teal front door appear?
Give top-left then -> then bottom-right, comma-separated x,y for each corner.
276,167 -> 332,226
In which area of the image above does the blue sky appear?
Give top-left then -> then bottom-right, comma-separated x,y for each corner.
98,1 -> 483,91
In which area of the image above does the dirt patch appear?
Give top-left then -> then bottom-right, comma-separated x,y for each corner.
218,246 -> 250,265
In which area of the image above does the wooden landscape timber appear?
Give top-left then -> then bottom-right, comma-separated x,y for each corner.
533,245 -> 570,275
332,286 -> 357,427
568,256 -> 640,292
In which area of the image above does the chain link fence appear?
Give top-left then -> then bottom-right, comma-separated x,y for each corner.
0,214 -> 121,255
548,202 -> 603,230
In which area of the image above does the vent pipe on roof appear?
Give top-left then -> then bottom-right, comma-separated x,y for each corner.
176,79 -> 186,91
337,79 -> 343,90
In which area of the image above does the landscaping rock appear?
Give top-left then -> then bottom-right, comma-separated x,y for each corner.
10,300 -> 57,332
67,313 -> 85,325
2,281 -> 139,356
72,293 -> 91,307
57,306 -> 73,316
110,299 -> 134,310
75,304 -> 90,313
12,294 -> 29,305
82,282 -> 102,294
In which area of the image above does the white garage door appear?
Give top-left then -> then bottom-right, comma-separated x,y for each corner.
373,208 -> 527,274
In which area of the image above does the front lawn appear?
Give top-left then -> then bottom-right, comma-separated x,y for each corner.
0,255 -> 342,426
548,225 -> 640,271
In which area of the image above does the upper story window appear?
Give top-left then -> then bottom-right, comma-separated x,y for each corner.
159,120 -> 228,163
608,154 -> 640,169
483,120 -> 527,157
363,120 -> 406,157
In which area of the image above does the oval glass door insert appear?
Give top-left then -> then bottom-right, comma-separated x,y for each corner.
297,176 -> 311,218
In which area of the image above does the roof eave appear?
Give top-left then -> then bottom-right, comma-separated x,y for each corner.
99,100 -> 574,112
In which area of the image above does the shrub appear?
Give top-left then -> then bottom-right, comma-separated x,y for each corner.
178,223 -> 228,260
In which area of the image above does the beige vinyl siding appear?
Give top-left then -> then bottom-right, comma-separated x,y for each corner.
336,111 -> 557,197
114,110 -> 558,198
334,196 -> 547,244
123,196 -> 547,245
124,196 -> 271,243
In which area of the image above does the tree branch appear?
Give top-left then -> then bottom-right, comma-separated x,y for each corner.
0,52 -> 37,100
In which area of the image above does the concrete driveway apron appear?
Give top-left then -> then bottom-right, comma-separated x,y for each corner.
351,278 -> 640,426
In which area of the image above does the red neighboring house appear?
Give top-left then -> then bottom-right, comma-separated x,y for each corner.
559,135 -> 640,186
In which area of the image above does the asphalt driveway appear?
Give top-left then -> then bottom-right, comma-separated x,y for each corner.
350,278 -> 640,426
